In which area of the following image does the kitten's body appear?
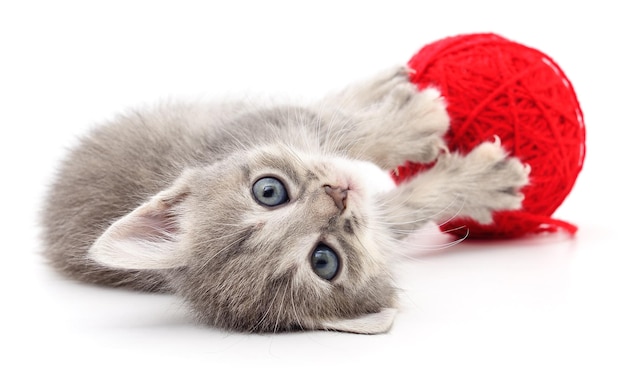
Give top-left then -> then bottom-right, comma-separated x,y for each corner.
42,68 -> 529,333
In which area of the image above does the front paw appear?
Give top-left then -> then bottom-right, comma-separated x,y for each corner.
324,66 -> 451,170
381,83 -> 450,165
454,138 -> 530,224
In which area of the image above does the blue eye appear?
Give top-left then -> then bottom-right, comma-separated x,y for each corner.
311,244 -> 340,281
252,177 -> 289,207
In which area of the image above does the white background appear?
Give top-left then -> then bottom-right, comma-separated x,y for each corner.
1,1 -> 624,384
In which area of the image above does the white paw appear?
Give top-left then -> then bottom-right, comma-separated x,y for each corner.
452,139 -> 530,224
327,66 -> 451,169
380,83 -> 450,164
396,85 -> 449,136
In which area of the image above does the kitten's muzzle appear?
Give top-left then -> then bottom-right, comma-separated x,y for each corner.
324,185 -> 348,212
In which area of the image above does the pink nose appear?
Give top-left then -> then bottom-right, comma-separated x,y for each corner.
324,185 -> 348,211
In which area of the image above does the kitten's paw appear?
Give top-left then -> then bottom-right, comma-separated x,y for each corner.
324,66 -> 451,170
455,138 -> 530,224
379,83 -> 450,164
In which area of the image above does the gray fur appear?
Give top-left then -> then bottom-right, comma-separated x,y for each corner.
41,67 -> 529,334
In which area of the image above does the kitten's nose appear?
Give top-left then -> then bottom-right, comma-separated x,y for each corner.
324,185 -> 348,212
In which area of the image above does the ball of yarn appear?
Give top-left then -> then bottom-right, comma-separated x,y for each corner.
394,33 -> 586,239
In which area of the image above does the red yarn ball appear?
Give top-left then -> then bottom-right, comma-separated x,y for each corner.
393,33 -> 586,239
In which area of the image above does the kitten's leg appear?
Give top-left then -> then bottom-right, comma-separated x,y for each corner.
378,138 -> 530,238
317,66 -> 449,170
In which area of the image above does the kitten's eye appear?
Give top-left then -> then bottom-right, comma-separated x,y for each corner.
311,244 -> 340,281
252,177 -> 289,207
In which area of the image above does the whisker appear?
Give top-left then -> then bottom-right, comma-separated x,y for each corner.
250,286 -> 281,333
197,231 -> 250,270
272,285 -> 289,334
289,283 -> 305,331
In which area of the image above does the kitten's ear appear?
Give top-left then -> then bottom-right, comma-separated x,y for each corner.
319,308 -> 397,334
87,171 -> 196,270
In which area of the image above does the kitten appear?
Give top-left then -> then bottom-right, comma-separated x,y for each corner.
41,67 -> 529,334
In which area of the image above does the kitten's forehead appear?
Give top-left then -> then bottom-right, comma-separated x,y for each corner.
247,144 -> 395,194
249,145 -> 311,176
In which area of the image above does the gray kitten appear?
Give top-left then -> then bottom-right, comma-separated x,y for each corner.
41,67 -> 529,334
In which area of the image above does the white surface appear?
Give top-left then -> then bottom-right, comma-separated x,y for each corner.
2,1 -> 624,384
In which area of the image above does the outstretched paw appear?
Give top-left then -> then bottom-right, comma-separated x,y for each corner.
377,80 -> 450,165
457,138 -> 530,224
319,66 -> 451,170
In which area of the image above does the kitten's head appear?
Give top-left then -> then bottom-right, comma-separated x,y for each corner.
88,143 -> 398,334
